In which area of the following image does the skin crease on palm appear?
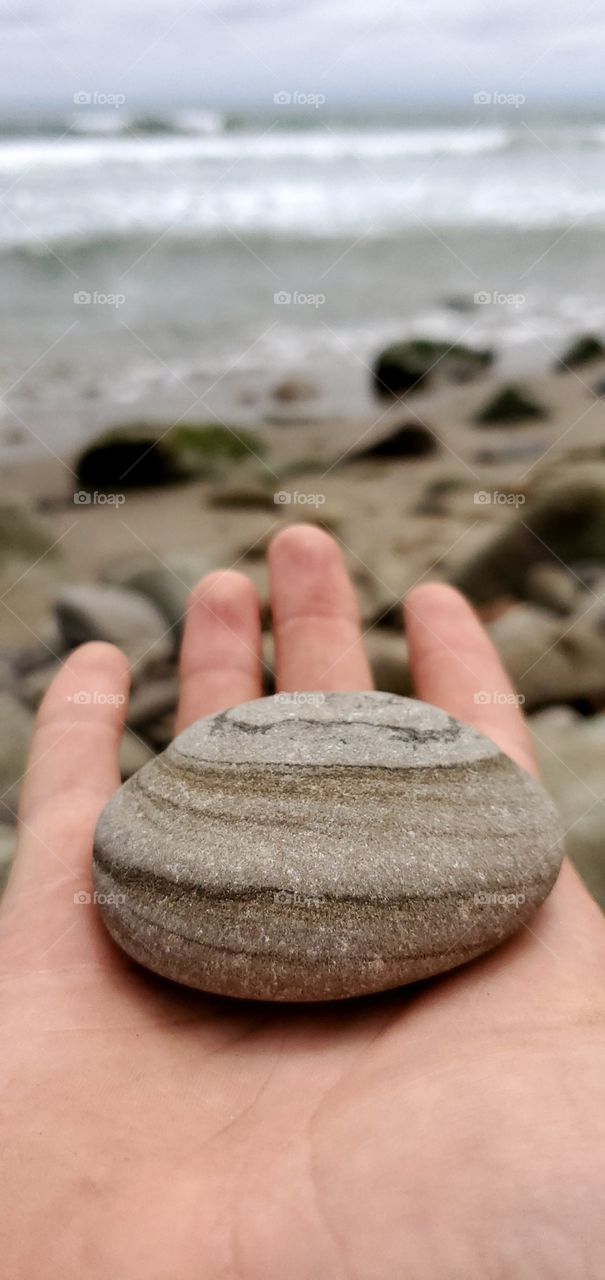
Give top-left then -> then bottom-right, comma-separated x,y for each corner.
0,526 -> 604,1279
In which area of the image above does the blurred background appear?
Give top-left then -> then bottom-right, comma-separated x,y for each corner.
1,0 -> 605,905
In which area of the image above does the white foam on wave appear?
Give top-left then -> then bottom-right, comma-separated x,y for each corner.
0,124 -> 512,172
2,120 -> 605,249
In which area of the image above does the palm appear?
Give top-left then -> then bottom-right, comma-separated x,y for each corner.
1,527 -> 604,1278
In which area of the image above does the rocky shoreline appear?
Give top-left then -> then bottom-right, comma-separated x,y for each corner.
2,333 -> 605,905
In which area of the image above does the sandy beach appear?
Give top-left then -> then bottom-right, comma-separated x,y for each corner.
3,338 -> 605,906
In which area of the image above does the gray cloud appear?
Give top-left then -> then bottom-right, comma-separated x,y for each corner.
0,0 -> 601,107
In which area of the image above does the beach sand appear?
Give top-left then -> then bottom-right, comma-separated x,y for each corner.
2,351 -> 605,903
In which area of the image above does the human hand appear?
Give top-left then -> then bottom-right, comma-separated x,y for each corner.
1,526 -> 604,1278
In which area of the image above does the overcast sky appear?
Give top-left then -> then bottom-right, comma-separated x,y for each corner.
0,0 -> 603,110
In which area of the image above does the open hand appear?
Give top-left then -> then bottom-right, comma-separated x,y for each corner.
1,526 -> 604,1278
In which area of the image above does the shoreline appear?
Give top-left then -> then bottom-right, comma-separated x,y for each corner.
2,349 -> 605,602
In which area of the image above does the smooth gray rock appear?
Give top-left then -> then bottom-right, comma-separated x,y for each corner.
111,556 -> 211,645
55,584 -> 171,665
488,604 -> 605,710
453,467 -> 605,605
93,692 -> 564,1002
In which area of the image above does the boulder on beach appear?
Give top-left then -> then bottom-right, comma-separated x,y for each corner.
55,583 -> 172,664
110,556 -> 211,643
76,422 -> 264,491
474,384 -> 548,426
488,604 -> 605,711
453,470 -> 605,604
556,333 -> 605,371
373,338 -> 493,398
346,421 -> 438,462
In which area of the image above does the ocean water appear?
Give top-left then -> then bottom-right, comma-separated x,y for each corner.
1,105 -> 605,456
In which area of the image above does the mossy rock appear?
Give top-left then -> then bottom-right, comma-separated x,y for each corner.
76,422 -> 265,491
347,421 -> 439,461
373,339 -> 493,398
474,385 -> 548,426
556,334 -> 605,371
